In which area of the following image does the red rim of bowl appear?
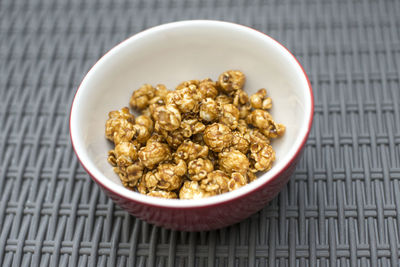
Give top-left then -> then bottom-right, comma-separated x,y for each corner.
69,20 -> 314,209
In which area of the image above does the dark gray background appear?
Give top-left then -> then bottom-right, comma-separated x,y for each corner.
1,0 -> 399,266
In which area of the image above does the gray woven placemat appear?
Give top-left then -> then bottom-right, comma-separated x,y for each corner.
1,0 -> 400,266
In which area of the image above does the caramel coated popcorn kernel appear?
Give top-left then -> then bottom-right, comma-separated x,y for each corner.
138,141 -> 171,169
203,123 -> 233,152
250,88 -> 273,110
106,70 -> 285,198
105,107 -> 136,144
161,128 -> 185,149
132,124 -> 152,144
228,172 -> 248,191
180,118 -> 205,137
246,109 -> 273,130
179,181 -> 214,199
176,140 -> 209,162
188,158 -> 214,181
152,104 -> 181,131
215,94 -> 232,106
219,103 -> 240,129
261,122 -> 286,139
118,161 -> 144,189
198,78 -> 218,99
218,70 -> 246,93
129,84 -> 155,110
218,148 -> 250,175
200,170 -> 230,195
199,98 -> 219,122
250,143 -> 276,172
152,159 -> 186,191
109,141 -> 138,166
231,131 -> 250,154
135,115 -> 154,132
169,86 -> 199,113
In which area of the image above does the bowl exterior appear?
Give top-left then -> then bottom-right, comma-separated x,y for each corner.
95,147 -> 303,231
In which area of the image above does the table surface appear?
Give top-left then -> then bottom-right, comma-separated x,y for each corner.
1,0 -> 400,266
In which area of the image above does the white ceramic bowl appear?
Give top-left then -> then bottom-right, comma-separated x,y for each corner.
70,20 -> 313,231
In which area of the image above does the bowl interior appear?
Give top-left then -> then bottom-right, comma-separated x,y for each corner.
70,21 -> 312,207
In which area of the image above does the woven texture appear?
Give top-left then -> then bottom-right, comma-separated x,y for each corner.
1,0 -> 400,266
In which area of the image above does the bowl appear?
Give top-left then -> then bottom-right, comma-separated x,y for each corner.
69,20 -> 313,231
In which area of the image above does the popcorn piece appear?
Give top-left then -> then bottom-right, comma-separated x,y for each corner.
176,140 -> 209,162
140,171 -> 158,191
168,85 -> 199,113
250,88 -> 272,110
118,161 -> 144,188
132,124 -> 152,144
233,89 -> 249,106
108,141 -> 143,188
246,109 -> 273,130
247,109 -> 285,138
108,141 -> 138,166
197,78 -> 218,99
199,98 -> 220,122
180,118 -> 205,138
146,133 -> 165,144
215,94 -> 232,106
219,103 -> 239,129
153,159 -> 187,191
233,89 -> 251,119
237,102 -> 252,119
188,158 -> 214,181
176,79 -> 199,91
139,159 -> 186,192
228,172 -> 248,191
161,128 -> 186,149
250,143 -> 276,171
218,70 -> 246,93
130,84 -> 155,110
236,119 -> 249,134
135,115 -> 154,133
138,141 -> 171,169
105,107 -> 136,144
248,128 -> 270,145
218,148 -> 250,175
203,123 -> 233,152
179,181 -> 215,199
261,122 -> 286,139
152,104 -> 181,131
200,170 -> 230,195
154,84 -> 169,100
231,131 -> 250,154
